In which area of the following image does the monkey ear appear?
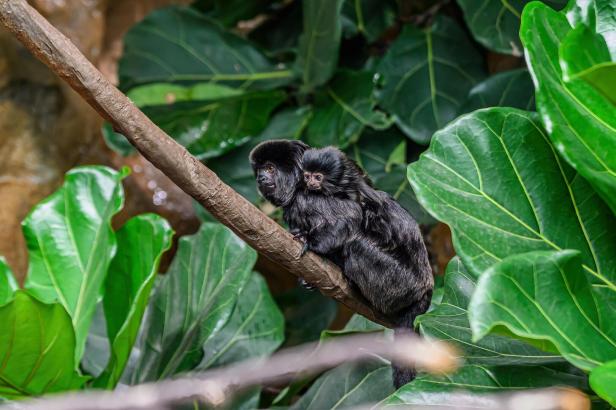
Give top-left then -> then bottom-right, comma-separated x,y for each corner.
290,140 -> 309,150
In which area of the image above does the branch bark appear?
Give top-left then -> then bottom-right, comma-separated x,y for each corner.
0,0 -> 391,327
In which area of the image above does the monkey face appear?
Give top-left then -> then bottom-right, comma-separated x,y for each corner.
303,171 -> 324,191
256,162 -> 277,195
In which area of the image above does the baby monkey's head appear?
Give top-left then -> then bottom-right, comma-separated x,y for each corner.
301,147 -> 345,195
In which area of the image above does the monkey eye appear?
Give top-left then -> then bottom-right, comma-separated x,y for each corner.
264,164 -> 275,173
315,174 -> 323,182
303,172 -> 310,180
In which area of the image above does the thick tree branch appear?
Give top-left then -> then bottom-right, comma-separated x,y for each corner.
0,0 -> 391,327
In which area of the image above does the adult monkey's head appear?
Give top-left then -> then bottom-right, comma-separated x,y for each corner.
249,139 -> 309,207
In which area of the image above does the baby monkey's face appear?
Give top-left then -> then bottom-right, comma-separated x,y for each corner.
303,171 -> 324,191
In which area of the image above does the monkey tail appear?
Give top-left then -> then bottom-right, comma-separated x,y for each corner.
391,289 -> 433,389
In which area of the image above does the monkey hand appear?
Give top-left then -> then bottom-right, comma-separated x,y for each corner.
292,232 -> 309,256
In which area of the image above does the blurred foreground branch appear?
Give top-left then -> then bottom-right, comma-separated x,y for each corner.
0,0 -> 391,327
2,333 -> 460,410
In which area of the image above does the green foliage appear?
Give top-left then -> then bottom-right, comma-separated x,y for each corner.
456,0 -> 567,55
470,250 -> 616,370
129,223 -> 257,382
521,2 -> 616,214
10,0 -> 616,406
295,0 -> 344,93
23,166 -> 128,362
0,258 -> 17,305
0,292 -> 88,398
305,70 -> 391,148
382,364 -> 587,407
408,108 -> 616,290
0,166 -> 284,404
96,215 -> 173,388
119,6 -> 291,90
590,360 -> 616,406
462,68 -> 535,112
376,16 -> 486,144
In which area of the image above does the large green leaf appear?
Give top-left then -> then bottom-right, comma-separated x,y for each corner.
462,68 -> 535,112
418,258 -> 562,365
590,359 -> 616,406
456,0 -> 566,55
142,90 -> 285,160
469,250 -> 616,371
341,0 -> 396,42
0,258 -> 17,305
408,108 -> 616,292
564,0 -> 616,59
206,106 -> 312,203
198,272 -> 284,369
381,363 -> 587,407
306,70 -> 391,148
23,166 -> 127,362
95,215 -> 173,388
290,360 -> 394,410
376,16 -> 486,144
560,25 -> 616,105
0,291 -> 87,399
130,223 -> 256,383
295,0 -> 344,92
119,6 -> 292,91
520,2 -> 616,214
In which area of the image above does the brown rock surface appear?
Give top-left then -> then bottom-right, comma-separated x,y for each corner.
0,0 -> 193,282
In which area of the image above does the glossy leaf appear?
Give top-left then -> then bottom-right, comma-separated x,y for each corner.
306,70 -> 392,148
198,272 -> 284,369
130,223 -> 256,383
81,304 -> 110,378
418,258 -> 562,365
0,292 -> 87,399
382,363 -> 587,407
206,106 -> 312,203
290,360 -> 394,410
521,2 -> 616,214
127,83 -> 243,107
0,257 -> 17,305
95,215 -> 174,388
462,68 -> 535,112
23,166 -> 127,362
560,25 -> 616,105
376,16 -> 486,144
408,108 -> 616,291
564,0 -> 616,59
456,0 -> 566,55
469,250 -> 616,370
295,0 -> 344,92
119,6 -> 292,91
341,0 -> 396,42
142,90 -> 285,160
590,359 -> 616,406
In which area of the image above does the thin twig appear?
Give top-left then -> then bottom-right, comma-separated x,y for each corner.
2,333 -> 460,410
0,0 -> 391,327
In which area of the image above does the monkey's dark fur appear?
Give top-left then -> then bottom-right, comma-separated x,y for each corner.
250,141 -> 433,388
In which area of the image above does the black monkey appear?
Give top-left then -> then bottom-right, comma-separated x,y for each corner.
249,140 -> 362,268
301,147 -> 434,388
250,141 -> 433,388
